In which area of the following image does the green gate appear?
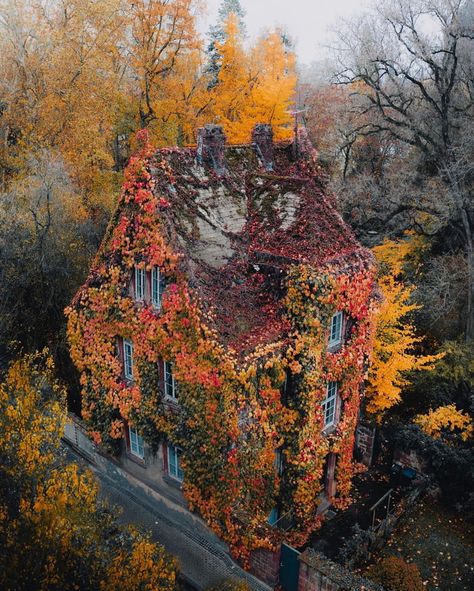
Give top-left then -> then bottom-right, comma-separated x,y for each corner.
279,543 -> 300,591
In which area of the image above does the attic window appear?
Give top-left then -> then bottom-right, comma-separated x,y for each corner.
329,312 -> 344,347
134,266 -> 145,302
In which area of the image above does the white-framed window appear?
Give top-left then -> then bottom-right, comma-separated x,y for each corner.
151,266 -> 166,309
167,444 -> 184,481
123,338 -> 134,380
129,426 -> 144,458
164,361 -> 178,400
329,311 -> 344,347
322,382 -> 338,428
134,266 -> 145,301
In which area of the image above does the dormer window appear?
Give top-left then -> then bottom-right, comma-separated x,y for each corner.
164,361 -> 178,400
134,266 -> 145,301
329,311 -> 344,347
322,382 -> 338,428
151,266 -> 165,309
123,338 -> 134,381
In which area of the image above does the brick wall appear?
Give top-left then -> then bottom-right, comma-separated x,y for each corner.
298,559 -> 339,591
393,448 -> 428,474
249,547 -> 281,587
297,550 -> 384,591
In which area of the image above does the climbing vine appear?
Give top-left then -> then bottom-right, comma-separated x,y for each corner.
67,131 -> 377,562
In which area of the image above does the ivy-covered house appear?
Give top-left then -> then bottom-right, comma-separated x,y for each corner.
67,124 -> 377,560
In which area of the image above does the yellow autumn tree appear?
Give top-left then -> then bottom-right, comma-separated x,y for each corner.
127,0 -> 201,128
0,0 -> 127,215
0,351 -> 66,484
366,236 -> 441,419
211,16 -> 296,143
211,13 -> 253,142
248,30 -> 296,140
414,405 -> 473,442
0,351 -> 177,591
151,48 -> 214,146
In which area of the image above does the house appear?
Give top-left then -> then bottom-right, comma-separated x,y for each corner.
66,124 -> 377,562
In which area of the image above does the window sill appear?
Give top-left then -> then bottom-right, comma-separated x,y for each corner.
163,474 -> 183,490
126,452 -> 146,467
322,424 -> 338,436
164,397 -> 180,410
327,342 -> 343,354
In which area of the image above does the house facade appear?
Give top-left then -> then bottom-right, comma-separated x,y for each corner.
67,124 -> 377,561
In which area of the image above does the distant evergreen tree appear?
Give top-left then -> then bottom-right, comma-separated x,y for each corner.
217,0 -> 246,29
206,0 -> 246,88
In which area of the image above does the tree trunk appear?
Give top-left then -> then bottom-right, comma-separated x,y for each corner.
461,208 -> 474,342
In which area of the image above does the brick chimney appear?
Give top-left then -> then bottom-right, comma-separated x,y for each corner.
197,124 -> 226,175
252,123 -> 274,171
293,125 -> 317,162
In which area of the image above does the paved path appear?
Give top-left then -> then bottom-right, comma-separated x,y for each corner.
63,442 -> 270,591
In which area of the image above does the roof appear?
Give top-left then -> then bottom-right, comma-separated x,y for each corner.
85,126 -> 373,356
142,129 -> 371,354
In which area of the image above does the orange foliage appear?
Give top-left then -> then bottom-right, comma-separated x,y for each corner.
367,237 -> 442,419
414,404 -> 473,442
210,15 -> 295,143
66,135 -> 377,559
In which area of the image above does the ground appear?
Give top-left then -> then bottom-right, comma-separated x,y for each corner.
370,500 -> 474,591
311,467 -> 405,560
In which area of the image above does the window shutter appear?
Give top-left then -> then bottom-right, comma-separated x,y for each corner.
162,442 -> 169,473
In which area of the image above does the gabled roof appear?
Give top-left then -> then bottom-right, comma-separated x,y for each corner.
143,128 -> 372,354
84,126 -> 373,356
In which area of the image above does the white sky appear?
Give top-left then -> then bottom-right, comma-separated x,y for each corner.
199,0 -> 371,65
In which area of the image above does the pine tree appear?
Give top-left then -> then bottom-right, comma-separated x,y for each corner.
206,0 -> 246,88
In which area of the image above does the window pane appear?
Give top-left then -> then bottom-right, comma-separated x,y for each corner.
138,435 -> 145,457
129,426 -> 144,458
152,267 -> 161,308
168,445 -> 183,481
165,361 -> 178,399
176,448 -> 184,481
323,382 -> 338,427
168,445 -> 177,476
329,312 -> 343,345
124,339 -> 133,380
135,267 -> 145,301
